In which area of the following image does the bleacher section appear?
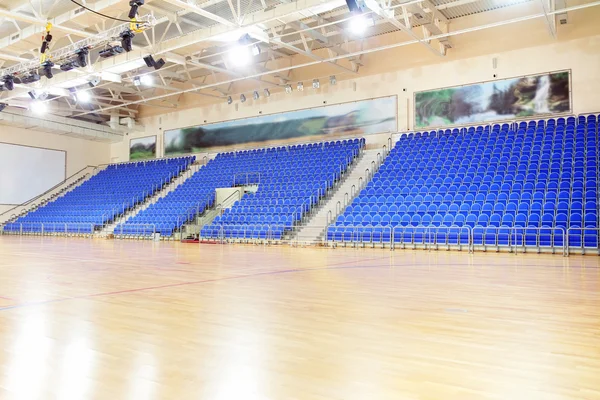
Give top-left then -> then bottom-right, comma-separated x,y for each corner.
200,139 -> 364,240
3,157 -> 193,234
328,115 -> 599,251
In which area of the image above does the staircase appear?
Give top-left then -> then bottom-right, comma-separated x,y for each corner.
98,162 -> 204,237
293,148 -> 385,244
183,187 -> 244,237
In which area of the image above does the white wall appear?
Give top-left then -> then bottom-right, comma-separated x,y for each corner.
0,126 -> 111,212
109,11 -> 600,161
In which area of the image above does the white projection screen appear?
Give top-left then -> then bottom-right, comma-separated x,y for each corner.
0,143 -> 66,204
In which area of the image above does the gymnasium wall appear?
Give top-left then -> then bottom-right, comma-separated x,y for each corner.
0,126 -> 111,213
109,4 -> 600,162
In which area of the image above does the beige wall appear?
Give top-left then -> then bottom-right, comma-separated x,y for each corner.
109,7 -> 600,161
0,126 -> 111,209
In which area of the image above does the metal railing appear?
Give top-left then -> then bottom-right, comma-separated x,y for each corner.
566,227 -> 600,255
113,224 -> 157,238
323,224 -> 583,256
1,222 -> 95,237
200,223 -> 288,244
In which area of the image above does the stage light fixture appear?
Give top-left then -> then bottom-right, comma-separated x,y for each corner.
0,103 -> 7,112
120,30 -> 135,52
312,79 -> 320,89
60,61 -> 77,72
128,0 -> 144,19
143,55 -> 166,70
253,90 -> 260,100
330,75 -> 337,85
3,76 -> 14,91
75,48 -> 89,68
41,61 -> 54,79
285,84 -> 292,94
30,101 -> 47,114
227,96 -> 233,104
297,82 -> 304,91
99,45 -> 124,58
240,94 -> 246,103
264,88 -> 270,97
21,73 -> 41,84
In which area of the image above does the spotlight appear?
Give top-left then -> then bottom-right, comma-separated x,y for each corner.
76,90 -> 91,103
330,75 -> 337,85
264,88 -> 270,97
120,30 -> 134,52
285,84 -> 292,94
88,78 -> 101,88
30,101 -> 47,114
0,103 -> 7,112
60,61 -> 77,72
240,94 -> 246,103
228,45 -> 251,68
75,48 -> 89,68
349,14 -> 372,35
253,90 -> 259,100
143,55 -> 166,70
41,61 -> 54,79
3,76 -> 14,91
21,73 -> 41,84
227,96 -> 233,104
297,82 -> 304,91
133,76 -> 141,86
99,46 -> 124,58
312,79 -> 320,89
128,0 -> 144,19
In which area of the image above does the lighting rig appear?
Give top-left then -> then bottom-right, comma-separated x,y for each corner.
0,14 -> 155,92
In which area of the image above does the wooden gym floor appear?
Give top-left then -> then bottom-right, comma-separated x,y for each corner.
0,237 -> 599,400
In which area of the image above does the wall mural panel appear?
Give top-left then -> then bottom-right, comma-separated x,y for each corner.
414,71 -> 571,128
164,96 -> 397,155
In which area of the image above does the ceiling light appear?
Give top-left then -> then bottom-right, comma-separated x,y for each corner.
41,61 -> 54,79
285,84 -> 292,93
312,79 -> 320,89
251,44 -> 261,56
0,103 -> 7,112
140,75 -> 153,85
30,101 -> 47,114
76,90 -> 92,103
349,14 -> 370,35
133,76 -> 141,86
88,78 -> 100,88
253,90 -> 259,100
330,75 -> 337,85
297,82 -> 304,91
228,45 -> 251,68
264,88 -> 270,97
227,96 -> 233,104
240,94 -> 246,103
99,46 -> 124,58
120,30 -> 135,52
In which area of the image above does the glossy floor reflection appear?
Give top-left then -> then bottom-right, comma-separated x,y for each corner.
0,237 -> 599,399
